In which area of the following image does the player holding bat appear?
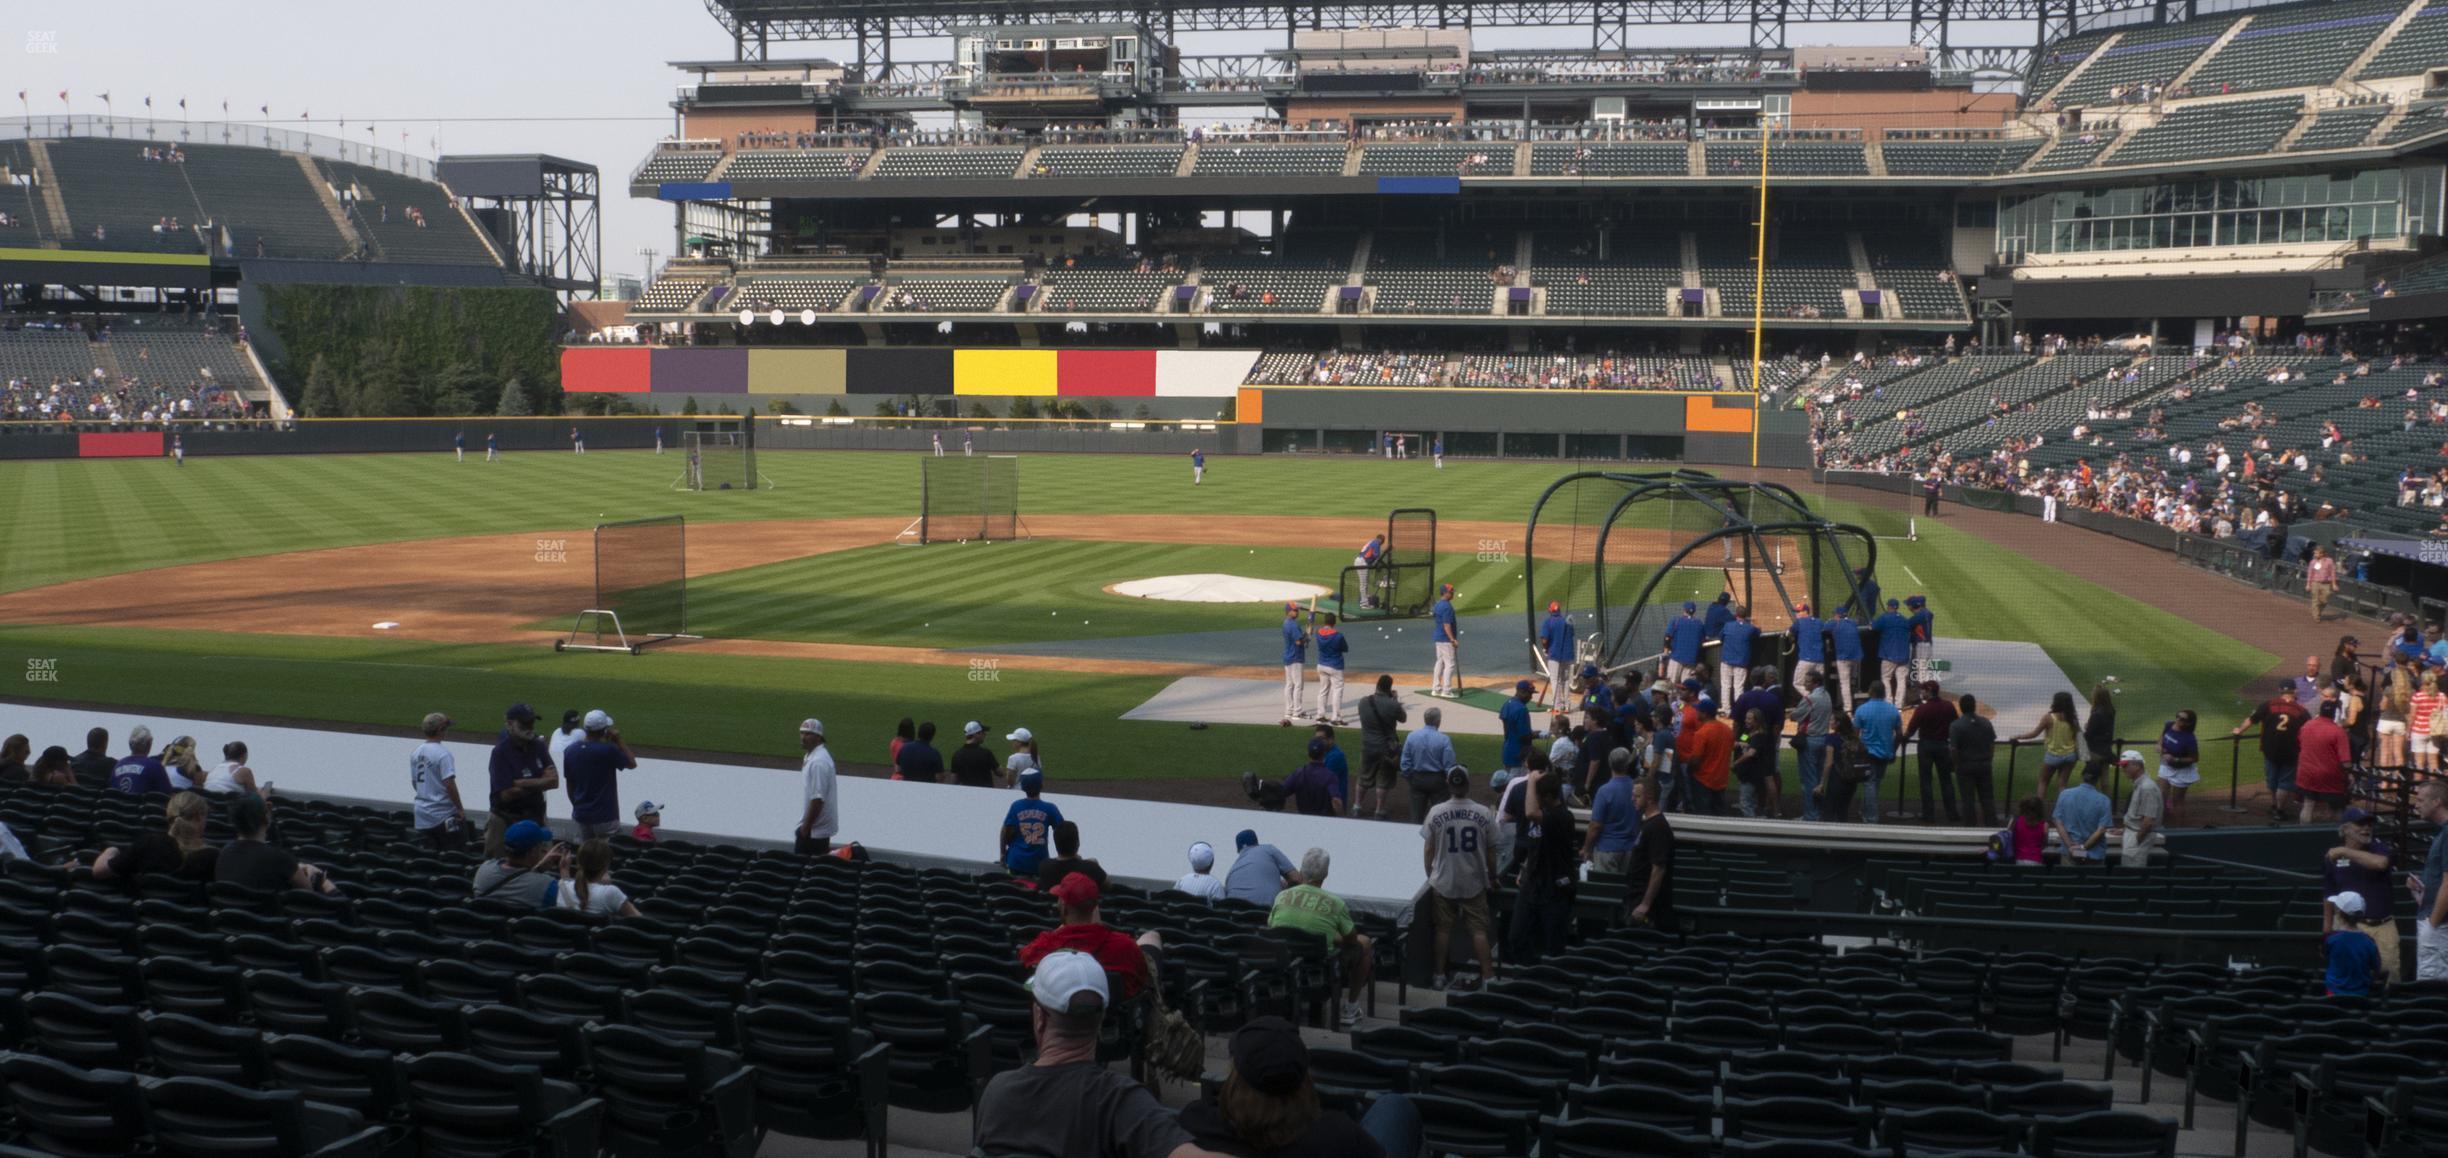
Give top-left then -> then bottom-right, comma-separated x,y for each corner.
1280,601 -> 1309,726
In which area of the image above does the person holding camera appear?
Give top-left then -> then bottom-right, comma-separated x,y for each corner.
472,820 -> 568,907
562,709 -> 637,841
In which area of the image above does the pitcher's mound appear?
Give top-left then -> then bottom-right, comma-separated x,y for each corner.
1108,574 -> 1332,603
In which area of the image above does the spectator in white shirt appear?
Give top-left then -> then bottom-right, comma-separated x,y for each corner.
203,740 -> 259,796
553,839 -> 640,917
1173,842 -> 1226,900
548,710 -> 583,767
797,718 -> 839,855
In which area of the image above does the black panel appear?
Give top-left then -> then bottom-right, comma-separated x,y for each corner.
2008,273 -> 2310,319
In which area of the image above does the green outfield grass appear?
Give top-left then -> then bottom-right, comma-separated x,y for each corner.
0,450 -> 2277,790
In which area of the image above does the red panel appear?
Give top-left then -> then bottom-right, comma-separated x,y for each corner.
78,432 -> 165,458
1057,349 -> 1157,396
560,347 -> 652,394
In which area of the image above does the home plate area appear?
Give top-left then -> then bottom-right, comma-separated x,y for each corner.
1118,639 -> 2079,732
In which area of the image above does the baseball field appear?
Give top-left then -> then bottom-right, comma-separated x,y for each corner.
0,445 -> 2281,800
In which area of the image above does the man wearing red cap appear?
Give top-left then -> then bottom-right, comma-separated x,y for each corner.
1020,871 -> 1158,999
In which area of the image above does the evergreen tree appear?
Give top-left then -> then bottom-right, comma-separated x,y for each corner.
496,376 -> 533,416
299,355 -> 340,418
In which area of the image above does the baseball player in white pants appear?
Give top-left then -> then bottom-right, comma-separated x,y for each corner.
1314,613 -> 1349,724
1278,604 -> 1308,725
1429,584 -> 1460,696
1353,534 -> 1384,610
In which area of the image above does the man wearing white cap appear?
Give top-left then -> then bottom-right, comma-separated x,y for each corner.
561,709 -> 636,841
796,719 -> 837,856
2117,750 -> 2164,863
974,951 -> 1219,1158
948,721 -> 999,789
1174,842 -> 1225,901
2323,891 -> 2383,997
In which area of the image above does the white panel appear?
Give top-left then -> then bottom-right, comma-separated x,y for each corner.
1154,349 -> 1260,398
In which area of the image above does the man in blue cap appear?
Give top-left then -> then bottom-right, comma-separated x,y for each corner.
1701,591 -> 1735,643
1789,600 -> 1826,691
1717,603 -> 1760,709
1429,583 -> 1461,697
1662,600 -> 1705,688
486,703 -> 558,858
1827,608 -> 1864,708
1499,680 -> 1535,787
1906,595 -> 1935,692
1873,599 -> 1913,705
1225,828 -> 1301,906
1538,601 -> 1576,709
1278,602 -> 1308,727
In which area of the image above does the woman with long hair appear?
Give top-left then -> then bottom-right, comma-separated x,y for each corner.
0,735 -> 27,782
554,838 -> 640,917
2377,666 -> 2412,772
30,745 -> 73,787
159,736 -> 205,792
2012,691 -> 2083,799
2007,796 -> 2048,865
2158,711 -> 2200,827
888,717 -> 915,779
2079,683 -> 2118,786
85,792 -> 218,885
1177,1015 -> 1418,1157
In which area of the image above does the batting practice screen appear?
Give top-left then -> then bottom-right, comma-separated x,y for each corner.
920,454 -> 1020,543
1337,507 -> 1438,618
594,515 -> 687,641
683,430 -> 756,492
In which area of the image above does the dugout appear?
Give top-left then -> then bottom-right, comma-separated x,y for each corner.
1522,470 -> 1879,677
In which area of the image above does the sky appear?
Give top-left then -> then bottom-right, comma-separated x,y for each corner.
7,1 -> 2047,286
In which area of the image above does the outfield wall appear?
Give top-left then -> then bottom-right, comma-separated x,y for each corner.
562,346 -> 1263,399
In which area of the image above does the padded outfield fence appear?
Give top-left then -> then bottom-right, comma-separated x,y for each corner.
559,514 -> 689,653
917,454 -> 1021,543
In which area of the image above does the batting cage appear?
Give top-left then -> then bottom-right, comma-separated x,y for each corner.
677,424 -> 761,492
557,514 -> 692,654
1336,508 -> 1438,619
909,454 -> 1022,544
1521,471 -> 1879,680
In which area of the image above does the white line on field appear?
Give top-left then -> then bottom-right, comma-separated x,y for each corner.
1900,564 -> 1923,586
203,656 -> 493,674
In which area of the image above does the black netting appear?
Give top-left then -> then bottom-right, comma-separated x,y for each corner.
594,515 -> 686,640
920,455 -> 1020,542
684,431 -> 755,492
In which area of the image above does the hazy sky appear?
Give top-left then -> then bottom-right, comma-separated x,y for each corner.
8,2 -> 2041,284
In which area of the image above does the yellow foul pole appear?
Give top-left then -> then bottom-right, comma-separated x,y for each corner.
1748,126 -> 1770,468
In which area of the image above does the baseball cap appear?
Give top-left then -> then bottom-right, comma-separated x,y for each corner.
1440,583 -> 1453,595
2327,891 -> 2367,917
1886,598 -> 1900,608
503,820 -> 551,852
1715,592 -> 1731,603
2343,806 -> 2377,825
2119,749 -> 2145,765
1682,600 -> 1697,613
1696,695 -> 1719,715
1649,680 -> 1673,694
560,709 -> 582,728
422,711 -> 451,734
1446,766 -> 1471,790
1582,663 -> 1601,678
1006,727 -> 1034,744
1235,828 -> 1259,850
963,721 -> 985,737
1018,768 -> 1044,790
1187,842 -> 1215,872
1307,738 -> 1326,758
505,703 -> 537,723
800,718 -> 825,736
1907,595 -> 1926,607
1681,677 -> 1704,691
634,800 -> 661,820
1549,601 -> 1561,612
1048,871 -> 1101,909
1026,949 -> 1109,1013
583,709 -> 614,730
1230,1016 -> 1310,1096
1515,679 -> 1534,694
2277,681 -> 2298,696
1285,602 -> 1299,613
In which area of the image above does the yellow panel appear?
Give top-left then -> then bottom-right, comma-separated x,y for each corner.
747,348 -> 847,394
954,349 -> 1057,396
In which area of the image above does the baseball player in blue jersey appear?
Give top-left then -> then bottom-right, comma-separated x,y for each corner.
454,430 -> 465,462
1906,595 -> 1935,697
655,427 -> 665,455
1355,535 -> 1386,610
1873,598 -> 1913,704
571,426 -> 585,455
1192,448 -> 1205,486
932,432 -> 943,456
1663,600 -> 1705,687
1430,583 -> 1460,696
1843,566 -> 1881,622
1827,612 -> 1863,707
1280,603 -> 1308,726
171,434 -> 183,467
1790,600 -> 1825,689
963,432 -> 973,456
1539,602 -> 1575,709
1315,613 -> 1350,724
1432,435 -> 1444,470
1717,604 -> 1759,707
485,431 -> 498,461
1702,592 -> 1734,641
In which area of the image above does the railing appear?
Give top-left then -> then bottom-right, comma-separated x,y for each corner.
0,114 -> 434,181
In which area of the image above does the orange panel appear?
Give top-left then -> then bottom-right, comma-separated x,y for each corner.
1685,395 -> 1755,434
1237,387 -> 1264,424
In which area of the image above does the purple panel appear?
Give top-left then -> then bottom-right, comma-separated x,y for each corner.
1681,288 -> 1707,304
1508,287 -> 1533,302
1340,285 -> 1366,299
651,346 -> 749,393
1859,289 -> 1882,305
1011,283 -> 1037,303
706,284 -> 730,306
1174,285 -> 1199,301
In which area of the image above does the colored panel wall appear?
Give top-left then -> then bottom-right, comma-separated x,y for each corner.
1684,395 -> 1756,433
746,348 -> 847,394
560,347 -> 651,393
954,349 -> 1057,396
651,347 -> 749,394
1376,176 -> 1461,194
79,432 -> 164,458
1057,350 -> 1157,396
658,181 -> 733,201
846,348 -> 954,394
1154,350 -> 1262,398
1237,387 -> 1265,424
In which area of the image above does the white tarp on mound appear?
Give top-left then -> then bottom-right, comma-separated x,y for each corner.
1110,574 -> 1331,603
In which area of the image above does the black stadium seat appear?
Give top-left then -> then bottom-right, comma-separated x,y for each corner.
400,1051 -> 604,1158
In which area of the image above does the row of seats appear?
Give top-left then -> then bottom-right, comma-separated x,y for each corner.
2110,97 -> 2305,167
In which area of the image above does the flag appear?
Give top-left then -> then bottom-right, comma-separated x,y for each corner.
178,98 -> 186,110
258,104 -> 267,115
143,96 -> 151,108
